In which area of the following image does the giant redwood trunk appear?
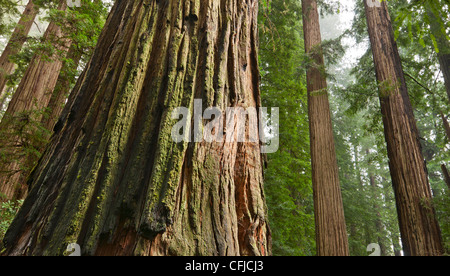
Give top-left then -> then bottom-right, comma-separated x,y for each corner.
0,0 -> 39,110
364,0 -> 444,256
302,0 -> 349,256
0,0 -> 71,200
3,0 -> 271,256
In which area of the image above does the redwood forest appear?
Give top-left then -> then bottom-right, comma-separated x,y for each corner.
0,0 -> 448,257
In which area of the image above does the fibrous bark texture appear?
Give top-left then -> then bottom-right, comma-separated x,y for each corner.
0,0 -> 71,201
302,0 -> 349,256
364,0 -> 443,256
3,0 -> 271,256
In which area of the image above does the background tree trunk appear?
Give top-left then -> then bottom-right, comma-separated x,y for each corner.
3,0 -> 271,256
442,164 -> 450,190
0,0 -> 71,201
41,44 -> 82,132
441,112 -> 450,141
302,0 -> 349,256
369,174 -> 386,256
0,0 -> 39,110
364,0 -> 444,256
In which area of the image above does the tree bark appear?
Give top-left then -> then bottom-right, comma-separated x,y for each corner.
0,0 -> 39,110
392,233 -> 402,256
438,53 -> 450,104
368,173 -> 386,256
2,0 -> 271,256
41,44 -> 82,132
442,164 -> 450,190
364,0 -> 444,256
441,112 -> 450,141
0,0 -> 71,201
302,0 -> 349,256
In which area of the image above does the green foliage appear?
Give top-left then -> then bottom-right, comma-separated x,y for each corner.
0,108 -> 52,181
392,0 -> 450,54
0,0 -> 19,38
47,0 -> 108,54
0,195 -> 23,244
259,0 -> 315,256
433,189 -> 450,254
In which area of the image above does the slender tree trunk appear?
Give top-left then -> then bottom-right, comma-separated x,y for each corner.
364,0 -> 444,256
441,112 -> 450,141
0,0 -> 39,110
356,144 -> 372,248
438,53 -> 450,104
0,86 -> 13,113
2,0 -> 271,256
442,164 -> 450,190
302,0 -> 349,256
368,172 -> 386,256
0,0 -> 71,201
41,45 -> 82,132
392,233 -> 402,256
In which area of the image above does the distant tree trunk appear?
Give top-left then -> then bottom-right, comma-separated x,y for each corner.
442,164 -> 450,190
392,233 -> 402,256
41,44 -> 82,132
441,112 -> 450,141
0,0 -> 71,201
302,0 -> 349,256
368,173 -> 386,256
364,0 -> 444,256
356,144 -> 372,248
2,0 -> 271,256
0,0 -> 39,110
0,86 -> 13,113
439,53 -> 450,103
